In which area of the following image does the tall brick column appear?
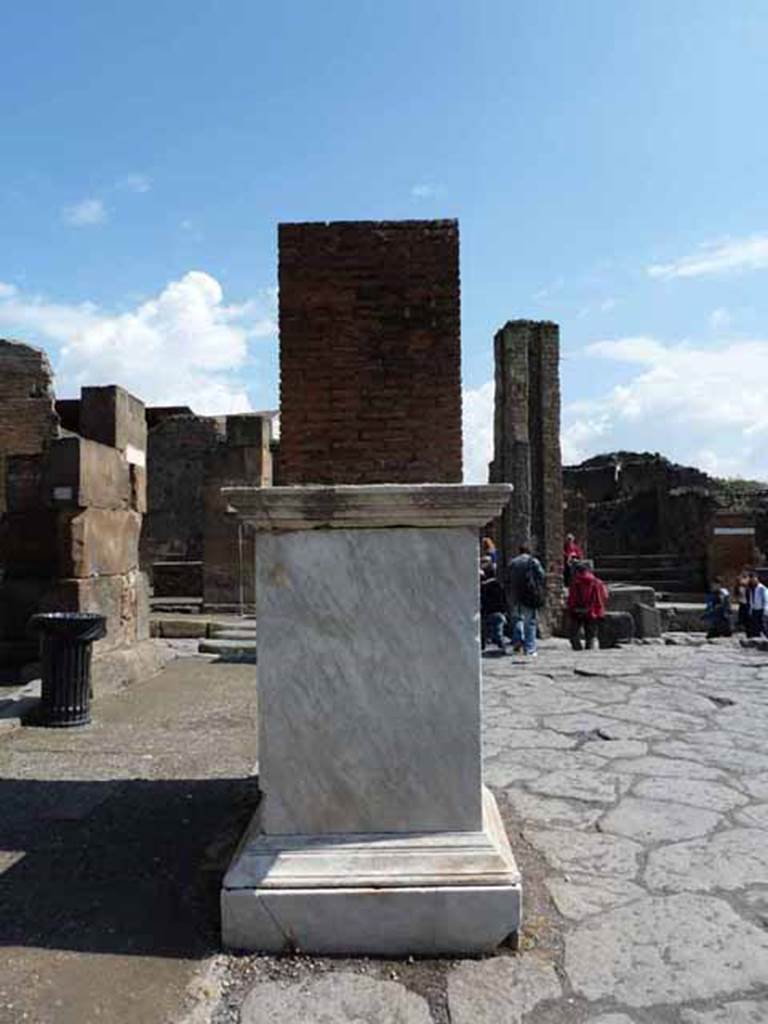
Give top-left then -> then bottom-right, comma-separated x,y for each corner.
278,219 -> 462,484
492,320 -> 564,618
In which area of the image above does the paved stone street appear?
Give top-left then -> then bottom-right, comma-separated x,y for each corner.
1,638 -> 767,1023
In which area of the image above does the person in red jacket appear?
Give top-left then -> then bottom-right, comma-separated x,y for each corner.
563,533 -> 584,585
567,562 -> 608,651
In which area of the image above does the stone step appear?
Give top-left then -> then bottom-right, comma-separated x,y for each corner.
198,638 -> 257,663
210,622 -> 259,638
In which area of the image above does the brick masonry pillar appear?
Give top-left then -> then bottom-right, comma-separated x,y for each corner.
492,320 -> 564,626
278,219 -> 462,485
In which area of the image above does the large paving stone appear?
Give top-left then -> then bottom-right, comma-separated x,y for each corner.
599,797 -> 721,843
608,756 -> 725,781
583,739 -> 648,760
680,1000 -> 768,1023
447,955 -> 561,1024
653,741 -> 768,774
734,802 -> 768,829
503,789 -> 602,830
588,1016 -> 636,1024
545,874 -> 644,920
524,829 -> 642,878
527,769 -> 627,804
240,972 -> 433,1024
645,828 -> 768,892
633,777 -> 748,813
566,893 -> 768,1007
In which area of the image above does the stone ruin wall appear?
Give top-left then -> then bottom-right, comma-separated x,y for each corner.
0,339 -> 148,672
278,219 -> 462,485
563,454 -> 715,563
491,320 -> 564,622
141,410 -> 274,610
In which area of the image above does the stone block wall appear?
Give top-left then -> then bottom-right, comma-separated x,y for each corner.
278,219 -> 462,485
491,320 -> 564,619
0,341 -> 148,671
141,410 -> 274,609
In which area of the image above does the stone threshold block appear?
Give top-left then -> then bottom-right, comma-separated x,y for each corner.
221,483 -> 521,955
223,787 -> 521,956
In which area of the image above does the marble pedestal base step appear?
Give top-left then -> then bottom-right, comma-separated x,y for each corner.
221,788 -> 522,956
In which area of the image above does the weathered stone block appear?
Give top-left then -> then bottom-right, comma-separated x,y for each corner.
632,602 -> 662,639
40,573 -> 137,651
0,339 -> 56,400
45,436 -> 131,510
226,413 -> 272,449
607,585 -> 657,613
598,611 -> 635,649
136,570 -> 150,641
80,385 -> 147,460
57,509 -> 141,578
130,463 -> 147,513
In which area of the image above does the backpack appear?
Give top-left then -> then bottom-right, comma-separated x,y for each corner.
514,556 -> 547,609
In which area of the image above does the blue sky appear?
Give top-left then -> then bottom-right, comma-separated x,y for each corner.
2,1 -> 767,480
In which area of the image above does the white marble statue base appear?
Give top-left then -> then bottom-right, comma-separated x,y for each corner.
221,787 -> 521,956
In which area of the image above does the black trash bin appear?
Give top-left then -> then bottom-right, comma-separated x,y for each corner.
30,613 -> 107,727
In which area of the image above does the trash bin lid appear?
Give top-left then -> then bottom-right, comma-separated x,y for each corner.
29,612 -> 108,642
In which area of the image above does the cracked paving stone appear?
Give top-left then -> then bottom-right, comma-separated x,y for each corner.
599,797 -> 721,843
503,788 -> 603,829
632,777 -> 748,813
587,1016 -> 636,1024
680,1000 -> 768,1023
653,741 -> 768,774
608,756 -> 726,781
744,773 -> 768,800
582,739 -> 648,760
734,803 -> 768,829
524,829 -> 642,878
542,712 -> 662,741
545,874 -> 644,920
239,972 -> 433,1024
527,769 -> 628,805
483,728 -> 577,750
645,828 -> 768,892
447,954 -> 561,1024
565,893 -> 768,1008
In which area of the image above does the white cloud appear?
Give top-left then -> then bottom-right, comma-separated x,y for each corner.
410,182 -> 444,199
563,335 -> 768,478
116,174 -> 152,194
0,271 -> 277,414
462,380 -> 494,483
62,198 -> 108,227
463,333 -> 768,483
648,234 -> 768,279
709,307 -> 733,331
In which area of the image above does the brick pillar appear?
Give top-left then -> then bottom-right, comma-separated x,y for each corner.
493,320 -> 564,624
278,219 -> 462,484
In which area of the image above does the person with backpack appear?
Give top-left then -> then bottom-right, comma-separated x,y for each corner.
506,543 -> 546,657
567,561 -> 608,650
704,577 -> 733,638
480,555 -> 508,652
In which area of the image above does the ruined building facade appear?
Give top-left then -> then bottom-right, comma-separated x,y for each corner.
140,411 -> 274,611
0,340 -> 148,673
491,320 -> 564,609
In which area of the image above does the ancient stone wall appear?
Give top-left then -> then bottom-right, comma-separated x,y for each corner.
491,320 -> 564,614
563,453 -> 715,562
278,219 -> 462,485
141,410 -> 274,609
0,347 -> 148,671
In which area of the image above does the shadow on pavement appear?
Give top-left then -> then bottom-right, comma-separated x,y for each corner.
0,775 -> 259,958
